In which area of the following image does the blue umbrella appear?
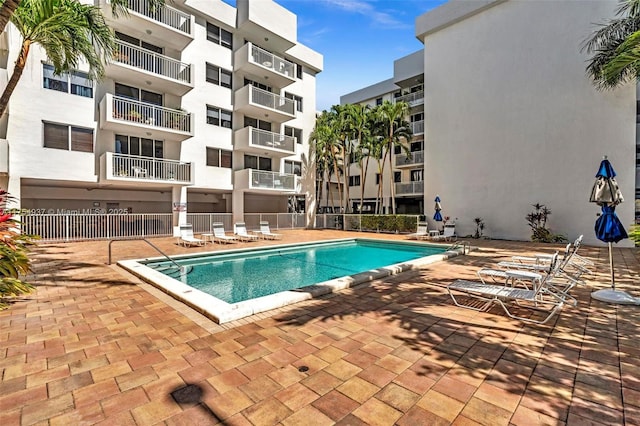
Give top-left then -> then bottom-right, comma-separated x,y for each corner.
433,196 -> 443,222
590,156 -> 635,304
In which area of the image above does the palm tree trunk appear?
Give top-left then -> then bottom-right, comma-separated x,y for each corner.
344,146 -> 350,213
0,40 -> 30,118
0,0 -> 21,36
359,156 -> 369,213
388,141 -> 397,215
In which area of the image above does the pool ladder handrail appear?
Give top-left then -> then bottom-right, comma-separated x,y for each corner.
108,237 -> 182,269
447,240 -> 470,255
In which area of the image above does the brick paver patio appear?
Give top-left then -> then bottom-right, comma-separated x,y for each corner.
1,230 -> 639,425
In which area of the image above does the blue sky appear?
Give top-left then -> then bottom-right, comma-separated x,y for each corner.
275,0 -> 446,111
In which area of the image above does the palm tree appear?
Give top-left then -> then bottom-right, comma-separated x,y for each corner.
310,112 -> 339,212
375,100 -> 412,215
341,103 -> 372,213
583,0 -> 640,88
0,0 -> 116,118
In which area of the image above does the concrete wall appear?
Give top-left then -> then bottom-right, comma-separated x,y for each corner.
417,0 -> 636,246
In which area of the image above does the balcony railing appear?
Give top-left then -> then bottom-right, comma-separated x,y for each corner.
112,96 -> 191,133
113,40 -> 191,83
249,169 -> 296,191
249,127 -> 295,153
395,90 -> 424,106
249,86 -> 295,115
250,44 -> 295,79
395,181 -> 424,195
126,0 -> 191,34
410,120 -> 424,135
109,153 -> 192,182
395,150 -> 424,166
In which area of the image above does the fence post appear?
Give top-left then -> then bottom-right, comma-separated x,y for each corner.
65,215 -> 70,242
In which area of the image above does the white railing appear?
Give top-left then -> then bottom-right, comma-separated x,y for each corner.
112,96 -> 191,133
249,169 -> 296,191
109,153 -> 192,182
395,181 -> 424,195
395,150 -> 424,166
243,213 -> 306,230
249,127 -> 295,153
114,40 -> 191,83
250,44 -> 295,78
186,213 -> 233,233
395,90 -> 424,106
249,86 -> 295,115
21,213 -> 173,243
410,120 -> 424,135
314,214 -> 420,232
126,0 -> 191,34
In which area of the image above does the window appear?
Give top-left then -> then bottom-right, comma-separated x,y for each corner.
284,126 -> 303,144
206,148 -> 232,168
376,97 -> 383,106
410,112 -> 424,123
394,145 -> 402,155
284,92 -> 303,112
115,135 -> 163,158
43,64 -> 93,98
43,122 -> 93,152
394,171 -> 401,183
348,175 -> 361,186
206,105 -> 232,128
115,83 -> 162,105
244,155 -> 271,171
244,78 -> 271,92
410,141 -> 423,152
206,22 -> 232,49
285,160 -> 302,176
288,60 -> 303,79
375,173 -> 380,185
206,63 -> 232,88
244,116 -> 271,131
411,169 -> 423,182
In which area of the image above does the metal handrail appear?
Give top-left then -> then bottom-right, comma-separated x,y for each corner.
108,237 -> 182,268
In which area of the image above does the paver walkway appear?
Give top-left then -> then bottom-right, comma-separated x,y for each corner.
1,230 -> 639,425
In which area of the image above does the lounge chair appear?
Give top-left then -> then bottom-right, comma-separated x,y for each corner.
259,221 -> 282,240
179,224 -> 205,247
406,222 -> 430,240
430,224 -> 456,242
234,222 -> 259,242
212,222 -> 236,244
448,252 -> 577,324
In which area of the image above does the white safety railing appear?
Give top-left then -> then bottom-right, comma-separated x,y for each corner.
21,213 -> 173,243
127,0 -> 191,34
249,86 -> 295,115
395,150 -> 424,166
249,169 -> 296,191
114,40 -> 191,83
250,44 -> 295,78
395,181 -> 424,195
410,120 -> 424,135
112,96 -> 191,133
249,127 -> 295,153
243,213 -> 306,230
185,213 -> 233,233
110,153 -> 192,182
395,90 -> 424,106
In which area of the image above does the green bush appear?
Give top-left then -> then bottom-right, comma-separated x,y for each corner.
357,215 -> 417,233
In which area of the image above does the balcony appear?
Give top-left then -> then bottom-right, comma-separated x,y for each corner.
395,181 -> 424,196
99,94 -> 193,142
107,40 -> 193,96
102,0 -> 193,51
395,150 -> 424,167
234,43 -> 295,88
234,127 -> 296,157
100,152 -> 194,185
234,85 -> 295,123
410,120 -> 424,135
234,169 -> 299,193
395,90 -> 424,107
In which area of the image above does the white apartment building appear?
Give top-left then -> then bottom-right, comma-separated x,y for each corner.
339,50 -> 425,216
340,0 -> 637,246
0,0 -> 322,231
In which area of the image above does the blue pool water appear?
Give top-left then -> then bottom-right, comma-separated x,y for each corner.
146,239 -> 446,304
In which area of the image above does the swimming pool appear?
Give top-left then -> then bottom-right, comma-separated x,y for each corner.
119,238 -> 463,323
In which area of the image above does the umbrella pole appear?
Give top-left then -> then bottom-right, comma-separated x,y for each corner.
608,242 -> 615,290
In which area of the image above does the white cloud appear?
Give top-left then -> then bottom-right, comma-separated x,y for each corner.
322,0 -> 410,29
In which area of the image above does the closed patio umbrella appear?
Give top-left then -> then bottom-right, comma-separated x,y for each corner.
589,156 -> 637,304
433,196 -> 443,222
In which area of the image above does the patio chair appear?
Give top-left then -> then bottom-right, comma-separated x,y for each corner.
406,222 -> 430,240
234,222 -> 259,242
430,224 -> 457,242
259,221 -> 282,240
212,222 -> 236,244
448,251 -> 577,324
179,224 -> 204,247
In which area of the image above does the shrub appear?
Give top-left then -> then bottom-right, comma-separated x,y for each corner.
358,215 -> 416,233
526,203 -> 567,243
473,217 -> 485,239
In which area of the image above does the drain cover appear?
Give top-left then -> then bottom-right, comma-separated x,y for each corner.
298,365 -> 309,372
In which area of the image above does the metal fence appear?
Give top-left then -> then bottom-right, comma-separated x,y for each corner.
314,214 -> 421,233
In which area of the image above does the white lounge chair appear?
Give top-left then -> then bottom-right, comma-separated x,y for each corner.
234,222 -> 259,242
430,224 -> 456,242
259,221 -> 281,240
212,222 -> 236,244
406,222 -> 430,240
179,224 -> 204,247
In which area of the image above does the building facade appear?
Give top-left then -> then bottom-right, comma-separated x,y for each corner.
0,0 -> 322,231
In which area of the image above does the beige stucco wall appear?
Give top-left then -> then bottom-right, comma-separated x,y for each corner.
418,0 -> 636,246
